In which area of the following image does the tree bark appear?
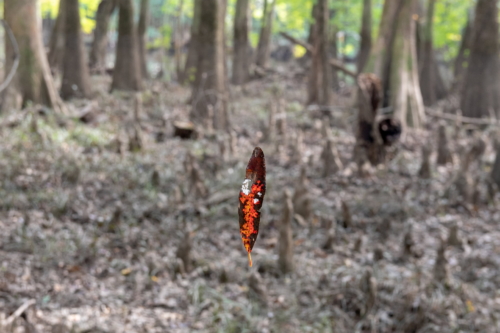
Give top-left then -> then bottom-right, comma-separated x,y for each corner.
419,0 -> 446,106
357,0 -> 372,74
48,0 -> 66,72
278,190 -> 294,274
60,0 -> 92,99
182,0 -> 201,84
190,0 -> 228,130
418,0 -> 435,105
460,0 -> 500,119
137,0 -> 150,79
430,51 -> 447,100
307,0 -> 332,108
492,142 -> 500,188
3,0 -> 65,112
364,0 -> 400,80
255,0 -> 276,69
329,10 -> 339,90
452,15 -> 473,92
354,74 -> 387,167
302,3 -> 318,61
174,0 -> 185,82
89,0 -> 117,72
111,0 -> 142,91
389,0 -> 424,128
232,0 -> 250,85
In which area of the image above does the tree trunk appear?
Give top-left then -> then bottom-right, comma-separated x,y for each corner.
302,3 -> 318,61
389,0 -> 424,128
452,15 -> 473,92
329,9 -> 339,90
60,0 -> 92,99
419,0 -> 446,106
137,0 -> 150,79
364,0 -> 400,80
232,0 -> 250,85
255,0 -> 276,69
460,0 -> 500,118
3,0 -> 65,112
111,0 -> 142,91
357,0 -> 372,73
174,0 -> 185,82
89,0 -> 117,72
190,0 -> 228,130
278,190 -> 294,274
492,142 -> 500,188
48,0 -> 66,72
181,0 -> 201,84
431,51 -> 447,100
307,0 -> 332,108
354,74 -> 386,167
418,0 -> 436,105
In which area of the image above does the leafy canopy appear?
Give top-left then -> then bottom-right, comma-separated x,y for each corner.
38,0 -> 472,63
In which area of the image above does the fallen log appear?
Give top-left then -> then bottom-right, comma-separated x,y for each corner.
2,299 -> 36,327
279,31 -> 357,79
425,108 -> 500,127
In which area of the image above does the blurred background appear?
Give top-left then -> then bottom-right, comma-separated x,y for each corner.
0,0 -> 499,332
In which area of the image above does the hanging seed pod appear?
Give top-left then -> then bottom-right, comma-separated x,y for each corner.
238,147 -> 266,267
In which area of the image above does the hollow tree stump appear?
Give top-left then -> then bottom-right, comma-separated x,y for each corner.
354,73 -> 402,168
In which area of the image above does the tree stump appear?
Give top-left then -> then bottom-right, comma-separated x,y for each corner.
447,143 -> 478,203
321,137 -> 343,177
491,139 -> 500,189
128,126 -> 143,152
360,268 -> 377,320
436,124 -> 453,165
418,145 -> 432,179
354,73 -> 402,168
173,121 -> 195,139
434,237 -> 450,285
176,230 -> 193,273
373,246 -> 384,261
292,166 -> 311,221
248,272 -> 268,306
290,129 -> 304,164
401,224 -> 415,260
341,201 -> 352,229
185,153 -> 208,198
278,190 -> 294,274
447,222 -> 463,248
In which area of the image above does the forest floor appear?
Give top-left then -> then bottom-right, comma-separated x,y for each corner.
0,63 -> 499,333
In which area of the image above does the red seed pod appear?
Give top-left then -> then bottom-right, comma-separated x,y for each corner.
238,147 -> 266,267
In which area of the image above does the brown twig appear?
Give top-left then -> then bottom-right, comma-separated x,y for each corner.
279,31 -> 313,52
2,299 -> 36,327
329,58 -> 358,78
426,108 -> 500,127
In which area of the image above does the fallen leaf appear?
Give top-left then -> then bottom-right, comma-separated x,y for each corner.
466,300 -> 475,313
238,147 -> 266,267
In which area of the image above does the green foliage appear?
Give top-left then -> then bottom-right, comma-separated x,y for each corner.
41,0 -> 100,33
41,0 -> 60,18
274,0 -> 314,38
273,0 -> 385,58
37,0 -> 472,65
434,0 -> 473,61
